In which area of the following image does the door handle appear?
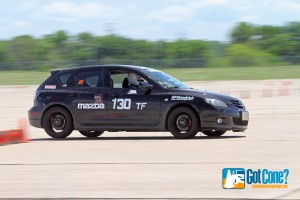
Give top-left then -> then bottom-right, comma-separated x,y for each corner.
111,94 -> 119,98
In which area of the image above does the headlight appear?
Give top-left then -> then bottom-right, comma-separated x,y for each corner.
204,98 -> 227,107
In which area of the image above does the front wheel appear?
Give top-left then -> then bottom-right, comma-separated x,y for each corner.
202,130 -> 226,137
42,107 -> 73,138
79,130 -> 104,138
168,107 -> 199,139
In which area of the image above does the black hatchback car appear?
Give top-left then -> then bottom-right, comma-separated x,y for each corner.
29,65 -> 249,139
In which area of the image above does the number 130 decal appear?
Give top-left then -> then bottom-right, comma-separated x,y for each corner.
112,98 -> 131,110
112,98 -> 147,110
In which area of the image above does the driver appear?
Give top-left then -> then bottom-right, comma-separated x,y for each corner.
128,73 -> 141,89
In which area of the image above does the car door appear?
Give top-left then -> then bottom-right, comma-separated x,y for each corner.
107,69 -> 161,127
69,69 -> 108,127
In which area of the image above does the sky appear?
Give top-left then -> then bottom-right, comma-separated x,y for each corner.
1,0 -> 300,41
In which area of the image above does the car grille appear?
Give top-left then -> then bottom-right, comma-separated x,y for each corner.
231,100 -> 244,109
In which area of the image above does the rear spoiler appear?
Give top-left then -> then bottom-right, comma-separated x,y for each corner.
50,70 -> 60,76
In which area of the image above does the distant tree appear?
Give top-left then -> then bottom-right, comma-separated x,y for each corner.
0,41 -> 7,62
256,25 -> 282,40
34,39 -> 55,60
77,32 -> 94,43
6,35 -> 37,62
231,22 -> 256,43
226,44 -> 277,66
2,22 -> 300,70
152,40 -> 167,59
285,22 -> 300,53
42,31 -> 70,60
70,32 -> 96,61
285,22 -> 300,36
45,30 -> 68,47
207,41 -> 226,57
165,40 -> 210,59
94,35 -> 134,60
263,34 -> 297,56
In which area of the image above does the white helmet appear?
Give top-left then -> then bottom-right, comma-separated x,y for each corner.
128,73 -> 139,85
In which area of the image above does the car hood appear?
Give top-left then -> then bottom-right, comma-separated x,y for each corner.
168,88 -> 240,102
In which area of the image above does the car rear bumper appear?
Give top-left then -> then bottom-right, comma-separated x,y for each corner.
29,118 -> 42,128
28,107 -> 43,128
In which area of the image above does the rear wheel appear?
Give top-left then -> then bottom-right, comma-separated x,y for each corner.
168,107 -> 199,139
202,130 -> 226,137
42,107 -> 73,138
79,130 -> 104,138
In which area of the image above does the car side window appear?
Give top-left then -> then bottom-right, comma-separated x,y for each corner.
76,70 -> 103,88
110,72 -> 128,88
58,72 -> 72,87
110,70 -> 148,89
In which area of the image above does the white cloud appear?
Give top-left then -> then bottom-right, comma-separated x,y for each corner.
148,0 -> 232,23
1,0 -> 300,41
36,1 -> 117,20
235,5 -> 253,12
190,0 -> 231,8
149,5 -> 193,22
263,0 -> 300,9
13,20 -> 30,27
17,1 -> 39,11
233,0 -> 300,25
240,15 -> 260,22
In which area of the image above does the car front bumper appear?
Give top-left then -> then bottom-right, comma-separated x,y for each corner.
200,107 -> 249,132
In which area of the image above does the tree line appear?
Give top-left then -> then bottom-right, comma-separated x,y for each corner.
0,22 -> 300,70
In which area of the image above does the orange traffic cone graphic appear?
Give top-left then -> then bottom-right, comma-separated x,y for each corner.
0,118 -> 30,145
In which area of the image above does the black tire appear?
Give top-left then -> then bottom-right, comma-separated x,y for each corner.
202,130 -> 226,137
168,107 -> 199,139
42,107 -> 73,139
79,130 -> 104,138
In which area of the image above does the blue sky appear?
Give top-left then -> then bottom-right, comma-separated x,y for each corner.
1,0 -> 300,41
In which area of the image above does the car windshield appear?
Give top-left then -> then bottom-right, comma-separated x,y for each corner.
141,68 -> 190,89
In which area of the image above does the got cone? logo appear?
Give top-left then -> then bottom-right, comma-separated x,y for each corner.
223,168 -> 245,189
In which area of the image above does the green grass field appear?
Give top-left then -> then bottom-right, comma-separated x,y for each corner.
164,66 -> 300,81
0,66 -> 300,85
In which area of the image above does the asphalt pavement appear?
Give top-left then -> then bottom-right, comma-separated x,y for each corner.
0,81 -> 299,199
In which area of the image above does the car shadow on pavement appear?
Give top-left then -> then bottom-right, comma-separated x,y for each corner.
31,135 -> 246,141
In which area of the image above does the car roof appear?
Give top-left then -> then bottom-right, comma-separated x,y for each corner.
52,64 -> 152,75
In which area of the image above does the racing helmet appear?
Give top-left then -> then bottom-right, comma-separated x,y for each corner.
128,73 -> 140,86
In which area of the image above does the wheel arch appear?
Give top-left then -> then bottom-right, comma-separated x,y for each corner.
41,104 -> 74,128
165,103 -> 201,130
